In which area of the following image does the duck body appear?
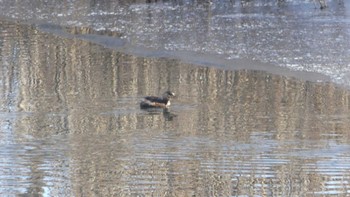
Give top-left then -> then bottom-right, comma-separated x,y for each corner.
140,91 -> 175,109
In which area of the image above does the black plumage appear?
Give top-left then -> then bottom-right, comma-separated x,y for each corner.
140,91 -> 175,109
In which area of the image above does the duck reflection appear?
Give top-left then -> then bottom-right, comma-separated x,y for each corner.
141,107 -> 177,121
162,108 -> 177,121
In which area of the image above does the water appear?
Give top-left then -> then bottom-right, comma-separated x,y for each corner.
0,1 -> 350,196
1,0 -> 350,86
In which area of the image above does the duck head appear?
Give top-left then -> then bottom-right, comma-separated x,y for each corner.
163,91 -> 175,99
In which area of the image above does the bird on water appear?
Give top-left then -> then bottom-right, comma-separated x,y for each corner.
140,91 -> 176,109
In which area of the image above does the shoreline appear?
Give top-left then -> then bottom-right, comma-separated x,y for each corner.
0,17 -> 335,88
36,21 -> 339,85
37,22 -> 332,85
1,0 -> 349,91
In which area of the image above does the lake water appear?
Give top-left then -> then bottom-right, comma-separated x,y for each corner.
1,0 -> 350,196
1,0 -> 350,86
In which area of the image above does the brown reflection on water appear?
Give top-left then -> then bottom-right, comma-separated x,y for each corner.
1,20 -> 350,196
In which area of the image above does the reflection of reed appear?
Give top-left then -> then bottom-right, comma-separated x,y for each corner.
1,20 -> 350,196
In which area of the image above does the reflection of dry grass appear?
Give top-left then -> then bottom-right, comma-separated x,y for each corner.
2,20 -> 350,196
5,17 -> 350,139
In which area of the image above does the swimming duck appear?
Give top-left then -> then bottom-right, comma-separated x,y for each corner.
140,91 -> 175,109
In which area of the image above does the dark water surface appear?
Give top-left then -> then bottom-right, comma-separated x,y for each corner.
1,19 -> 350,196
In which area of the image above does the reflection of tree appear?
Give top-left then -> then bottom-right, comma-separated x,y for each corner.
1,20 -> 350,196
